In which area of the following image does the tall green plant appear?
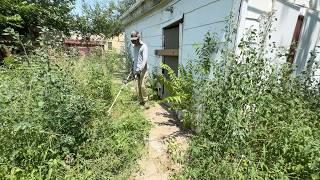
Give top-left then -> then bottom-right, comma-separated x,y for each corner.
0,25 -> 150,178
157,63 -> 194,109
164,14 -> 320,179
0,0 -> 75,40
0,54 -> 93,177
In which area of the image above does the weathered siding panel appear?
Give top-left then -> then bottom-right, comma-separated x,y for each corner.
267,1 -> 301,64
294,9 -> 320,75
269,1 -> 301,48
182,22 -> 226,46
180,0 -> 234,65
181,22 -> 226,64
313,36 -> 320,82
183,0 -> 233,29
239,0 -> 320,77
241,0 -> 301,50
143,35 -> 163,48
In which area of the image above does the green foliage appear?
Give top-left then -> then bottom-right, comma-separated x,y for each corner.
71,3 -> 119,38
116,0 -> 136,15
0,47 -> 150,178
157,63 -> 194,110
77,83 -> 150,179
0,52 -> 93,177
0,0 -> 75,39
71,0 -> 136,39
164,16 -> 320,179
0,1 -> 146,178
146,73 -> 161,101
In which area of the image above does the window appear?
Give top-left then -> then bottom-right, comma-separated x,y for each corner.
108,42 -> 112,50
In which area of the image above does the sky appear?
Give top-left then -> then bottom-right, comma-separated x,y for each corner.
73,0 -> 112,15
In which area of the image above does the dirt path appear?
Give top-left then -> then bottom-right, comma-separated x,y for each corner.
133,103 -> 190,180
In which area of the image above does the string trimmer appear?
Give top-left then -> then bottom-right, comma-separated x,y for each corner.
107,71 -> 133,115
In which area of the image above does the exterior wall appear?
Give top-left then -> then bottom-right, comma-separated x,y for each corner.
314,35 -> 320,82
124,0 -> 240,73
237,0 -> 320,80
238,0 -> 303,54
294,9 -> 320,79
105,34 -> 125,53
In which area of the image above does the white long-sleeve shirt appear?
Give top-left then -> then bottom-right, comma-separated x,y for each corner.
132,41 -> 148,73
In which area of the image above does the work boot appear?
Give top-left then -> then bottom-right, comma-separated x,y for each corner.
139,101 -> 150,109
144,102 -> 150,109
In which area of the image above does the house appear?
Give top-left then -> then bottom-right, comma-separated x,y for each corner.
106,34 -> 125,53
121,0 -> 320,86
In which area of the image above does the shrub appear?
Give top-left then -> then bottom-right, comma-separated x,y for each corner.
0,50 -> 96,176
0,47 -> 150,178
165,15 -> 320,179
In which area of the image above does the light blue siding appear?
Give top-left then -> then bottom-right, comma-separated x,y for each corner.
124,0 -> 238,72
295,9 -> 320,75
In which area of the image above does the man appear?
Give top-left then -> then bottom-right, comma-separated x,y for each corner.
130,31 -> 149,109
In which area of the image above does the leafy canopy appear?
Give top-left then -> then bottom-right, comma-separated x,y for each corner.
0,0 -> 75,39
71,0 -> 136,39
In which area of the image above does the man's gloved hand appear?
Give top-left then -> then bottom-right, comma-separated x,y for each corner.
123,79 -> 128,84
134,70 -> 141,79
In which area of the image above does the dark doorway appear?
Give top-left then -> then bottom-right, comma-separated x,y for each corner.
162,24 -> 179,98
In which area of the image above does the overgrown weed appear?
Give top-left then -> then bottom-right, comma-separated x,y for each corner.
0,47 -> 150,178
160,15 -> 320,179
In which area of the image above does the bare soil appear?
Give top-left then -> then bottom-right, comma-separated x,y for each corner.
133,103 -> 190,180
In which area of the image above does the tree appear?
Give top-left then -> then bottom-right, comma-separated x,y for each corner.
116,0 -> 136,15
71,0 -> 136,39
71,2 -> 120,39
0,0 -> 75,40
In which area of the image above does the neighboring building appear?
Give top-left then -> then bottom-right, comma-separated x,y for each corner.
121,0 -> 320,87
64,34 -> 125,56
106,34 -> 125,53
